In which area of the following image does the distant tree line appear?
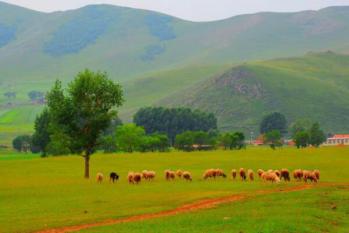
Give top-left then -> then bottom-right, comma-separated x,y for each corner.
4,91 -> 16,99
3,90 -> 46,104
133,107 -> 217,145
291,122 -> 326,148
28,91 -> 45,103
259,112 -> 326,149
14,109 -> 328,155
114,124 -> 169,153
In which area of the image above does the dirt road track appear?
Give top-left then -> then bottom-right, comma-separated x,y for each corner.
36,183 -> 332,233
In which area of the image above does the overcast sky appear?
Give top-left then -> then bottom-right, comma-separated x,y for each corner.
3,0 -> 349,21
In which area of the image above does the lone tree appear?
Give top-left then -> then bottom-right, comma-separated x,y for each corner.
264,130 -> 282,150
260,112 -> 287,135
293,130 -> 309,148
308,123 -> 326,147
28,91 -> 45,103
12,135 -> 32,152
43,70 -> 123,178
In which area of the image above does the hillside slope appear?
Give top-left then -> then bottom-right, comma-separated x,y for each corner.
0,2 -> 349,85
160,52 -> 349,134
0,64 -> 228,146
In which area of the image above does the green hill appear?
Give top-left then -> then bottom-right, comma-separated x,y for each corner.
1,2 -> 349,86
1,2 -> 349,144
0,64 -> 228,146
119,64 -> 229,119
160,52 -> 349,134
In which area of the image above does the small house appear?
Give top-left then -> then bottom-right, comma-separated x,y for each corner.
325,134 -> 349,146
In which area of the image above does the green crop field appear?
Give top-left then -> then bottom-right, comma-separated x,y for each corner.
0,147 -> 348,233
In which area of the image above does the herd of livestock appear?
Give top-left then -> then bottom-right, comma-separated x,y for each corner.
96,168 -> 320,184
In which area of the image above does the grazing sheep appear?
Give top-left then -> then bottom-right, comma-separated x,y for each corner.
203,169 -> 214,179
142,170 -> 156,181
165,170 -> 176,180
109,172 -> 119,183
182,171 -> 192,181
133,173 -> 142,184
293,170 -> 298,179
303,170 -> 317,183
269,172 -> 281,183
313,169 -> 320,180
280,169 -> 290,182
248,169 -> 254,181
215,169 -> 227,178
231,169 -> 237,180
257,169 -> 265,178
128,172 -> 135,184
176,170 -> 183,178
239,168 -> 246,181
274,170 -> 281,178
142,170 -> 149,179
96,172 -> 104,183
147,171 -> 156,180
263,171 -> 280,183
202,168 -> 226,179
293,169 -> 304,181
261,171 -> 267,181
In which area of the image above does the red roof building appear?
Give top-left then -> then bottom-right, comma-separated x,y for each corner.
325,134 -> 349,146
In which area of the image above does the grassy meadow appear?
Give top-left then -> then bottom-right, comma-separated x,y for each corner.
0,146 -> 348,233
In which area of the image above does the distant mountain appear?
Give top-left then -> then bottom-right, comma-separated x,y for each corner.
160,52 -> 349,134
0,2 -> 349,85
1,2 -> 349,145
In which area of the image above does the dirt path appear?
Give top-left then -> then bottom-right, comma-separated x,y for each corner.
36,184 -> 317,233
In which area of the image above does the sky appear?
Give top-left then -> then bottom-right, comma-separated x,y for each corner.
3,0 -> 349,21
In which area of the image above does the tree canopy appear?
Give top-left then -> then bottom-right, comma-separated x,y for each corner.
219,132 -> 245,150
289,118 -> 312,137
260,112 -> 287,135
28,91 -> 45,103
115,123 -> 146,153
34,69 -> 123,178
12,135 -> 32,152
4,91 -> 16,99
293,130 -> 309,148
32,108 -> 51,156
174,131 -> 217,151
115,124 -> 169,153
133,107 -> 217,145
264,130 -> 282,149
308,123 -> 326,147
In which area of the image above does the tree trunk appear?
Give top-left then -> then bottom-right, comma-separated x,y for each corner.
84,155 -> 90,179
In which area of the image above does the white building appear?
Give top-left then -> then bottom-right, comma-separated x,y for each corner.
325,134 -> 349,146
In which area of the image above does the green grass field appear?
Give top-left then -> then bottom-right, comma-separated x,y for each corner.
0,147 -> 348,233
